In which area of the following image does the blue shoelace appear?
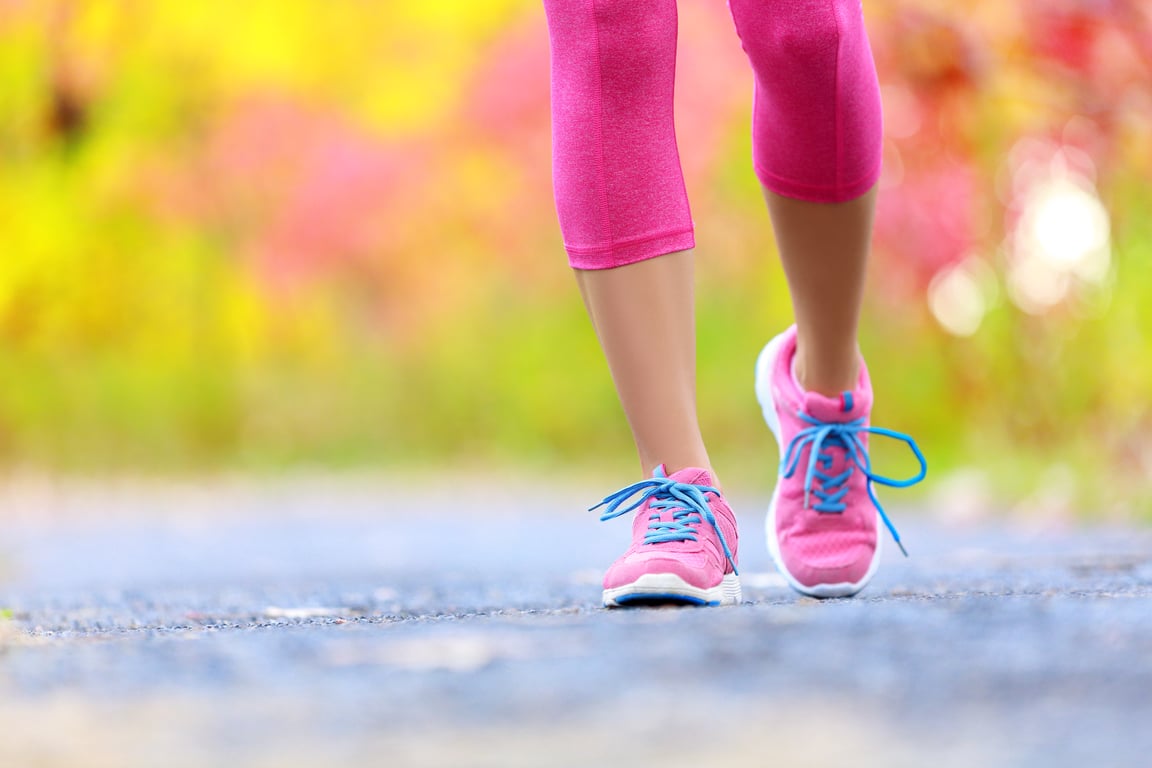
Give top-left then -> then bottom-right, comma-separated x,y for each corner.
590,469 -> 739,575
781,412 -> 927,556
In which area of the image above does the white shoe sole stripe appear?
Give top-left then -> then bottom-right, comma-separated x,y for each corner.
602,573 -> 741,607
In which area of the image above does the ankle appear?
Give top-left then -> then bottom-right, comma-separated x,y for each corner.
793,347 -> 860,396
639,439 -> 711,479
640,459 -> 718,486
641,461 -> 713,474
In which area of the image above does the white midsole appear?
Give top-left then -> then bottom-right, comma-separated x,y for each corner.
756,333 -> 881,599
603,573 -> 741,607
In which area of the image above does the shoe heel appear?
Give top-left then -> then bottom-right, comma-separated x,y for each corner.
721,573 -> 742,604
754,335 -> 787,446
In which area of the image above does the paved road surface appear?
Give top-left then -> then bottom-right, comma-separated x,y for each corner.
1,476 -> 1150,767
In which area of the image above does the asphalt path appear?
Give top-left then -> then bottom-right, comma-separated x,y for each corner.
1,475 -> 1150,767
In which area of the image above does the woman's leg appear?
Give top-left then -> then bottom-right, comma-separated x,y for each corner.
575,251 -> 710,477
729,0 -> 883,395
544,0 -> 740,608
544,0 -> 706,477
765,186 -> 876,395
733,0 -> 927,600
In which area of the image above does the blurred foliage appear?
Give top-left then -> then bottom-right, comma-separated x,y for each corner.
0,0 -> 1150,517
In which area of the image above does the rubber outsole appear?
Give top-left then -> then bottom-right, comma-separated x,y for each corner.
603,573 -> 741,608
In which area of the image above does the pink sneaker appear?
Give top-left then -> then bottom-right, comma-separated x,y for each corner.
591,466 -> 740,607
754,326 -> 926,598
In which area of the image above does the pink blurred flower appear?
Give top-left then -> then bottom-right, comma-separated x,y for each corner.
874,156 -> 983,297
1021,1 -> 1100,73
158,96 -> 430,296
873,9 -> 986,95
460,19 -> 551,148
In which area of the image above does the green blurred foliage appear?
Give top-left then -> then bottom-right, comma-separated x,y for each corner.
0,1 -> 1150,517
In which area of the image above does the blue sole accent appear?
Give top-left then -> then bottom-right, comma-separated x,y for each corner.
611,593 -> 717,607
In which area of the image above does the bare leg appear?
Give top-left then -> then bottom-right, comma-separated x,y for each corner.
575,250 -> 711,478
765,185 -> 878,397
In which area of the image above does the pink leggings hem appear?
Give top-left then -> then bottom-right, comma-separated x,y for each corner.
567,228 -> 696,271
756,162 -> 883,204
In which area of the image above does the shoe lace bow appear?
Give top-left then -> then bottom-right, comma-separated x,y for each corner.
590,473 -> 738,575
781,412 -> 927,556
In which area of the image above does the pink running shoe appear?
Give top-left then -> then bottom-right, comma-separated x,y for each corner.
591,466 -> 740,607
754,326 -> 926,598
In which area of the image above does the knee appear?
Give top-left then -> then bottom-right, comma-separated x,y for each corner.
730,0 -> 862,69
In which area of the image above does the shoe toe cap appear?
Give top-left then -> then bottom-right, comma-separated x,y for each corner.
778,532 -> 877,591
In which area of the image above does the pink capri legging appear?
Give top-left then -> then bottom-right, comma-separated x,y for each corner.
543,0 -> 883,269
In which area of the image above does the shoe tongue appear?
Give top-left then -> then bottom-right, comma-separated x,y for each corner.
803,389 -> 871,423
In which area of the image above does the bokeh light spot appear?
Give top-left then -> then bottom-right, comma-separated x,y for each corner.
928,257 -> 995,336
1004,142 -> 1112,315
1021,177 -> 1109,273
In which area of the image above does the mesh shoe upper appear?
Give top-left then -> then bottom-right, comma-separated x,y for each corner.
759,326 -> 926,593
